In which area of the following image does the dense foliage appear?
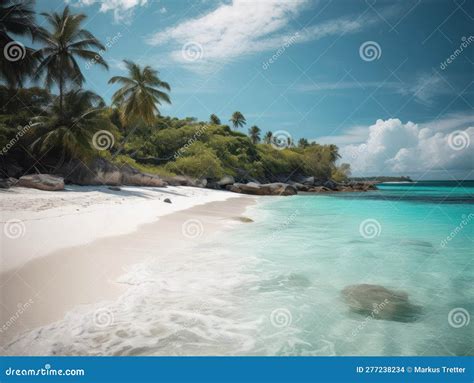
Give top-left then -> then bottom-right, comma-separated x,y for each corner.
0,1 -> 351,183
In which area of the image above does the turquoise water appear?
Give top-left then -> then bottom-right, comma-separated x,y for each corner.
222,181 -> 474,356
7,181 -> 473,356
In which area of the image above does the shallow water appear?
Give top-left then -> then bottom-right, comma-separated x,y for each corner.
6,181 -> 474,356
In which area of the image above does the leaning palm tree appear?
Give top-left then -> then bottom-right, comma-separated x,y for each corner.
209,114 -> 221,125
109,60 -> 171,126
31,89 -> 115,167
230,111 -> 246,130
0,0 -> 41,88
248,125 -> 261,144
327,144 -> 341,162
35,6 -> 108,115
263,131 -> 273,144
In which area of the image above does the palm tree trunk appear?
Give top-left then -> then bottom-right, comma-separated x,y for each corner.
59,72 -> 64,116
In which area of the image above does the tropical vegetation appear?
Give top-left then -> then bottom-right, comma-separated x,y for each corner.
0,1 -> 351,183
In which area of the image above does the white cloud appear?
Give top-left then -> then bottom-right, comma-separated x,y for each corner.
337,117 -> 474,178
67,0 -> 148,23
146,0 -> 378,70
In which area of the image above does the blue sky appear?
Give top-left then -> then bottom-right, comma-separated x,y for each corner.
34,0 -> 473,179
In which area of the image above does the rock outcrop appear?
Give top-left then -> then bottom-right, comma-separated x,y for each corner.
217,175 -> 235,187
341,284 -> 422,323
18,174 -> 65,191
227,182 -> 297,196
58,158 -> 166,187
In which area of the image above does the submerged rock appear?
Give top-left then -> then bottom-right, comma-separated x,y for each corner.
341,284 -> 422,323
233,216 -> 254,223
108,186 -> 121,191
18,174 -> 64,191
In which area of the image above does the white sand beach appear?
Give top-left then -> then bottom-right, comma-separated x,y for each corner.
0,186 -> 256,352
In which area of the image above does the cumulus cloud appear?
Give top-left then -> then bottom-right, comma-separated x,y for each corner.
338,118 -> 473,178
146,0 -> 379,70
67,0 -> 148,23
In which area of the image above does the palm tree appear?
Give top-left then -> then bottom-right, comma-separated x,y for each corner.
230,111 -> 246,130
263,131 -> 273,144
35,6 -> 108,115
109,60 -> 171,126
327,144 -> 341,162
0,0 -> 41,88
31,89 -> 115,167
248,125 -> 261,144
209,114 -> 221,125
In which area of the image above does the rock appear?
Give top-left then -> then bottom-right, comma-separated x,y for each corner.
217,175 -> 235,187
195,178 -> 207,188
108,186 -> 121,191
341,284 -> 422,323
290,182 -> 310,192
59,158 -> 166,187
233,216 -> 254,223
59,158 -> 122,186
227,182 -> 261,194
227,182 -> 297,196
120,165 -> 166,187
163,198 -> 172,203
323,180 -> 338,190
18,174 -> 65,191
2,162 -> 23,178
307,186 -> 332,193
301,176 -> 315,186
164,175 -> 197,187
0,177 -> 18,189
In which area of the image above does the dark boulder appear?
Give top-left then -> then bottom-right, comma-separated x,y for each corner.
18,174 -> 65,191
59,158 -> 166,187
0,177 -> 18,189
217,175 -> 235,187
